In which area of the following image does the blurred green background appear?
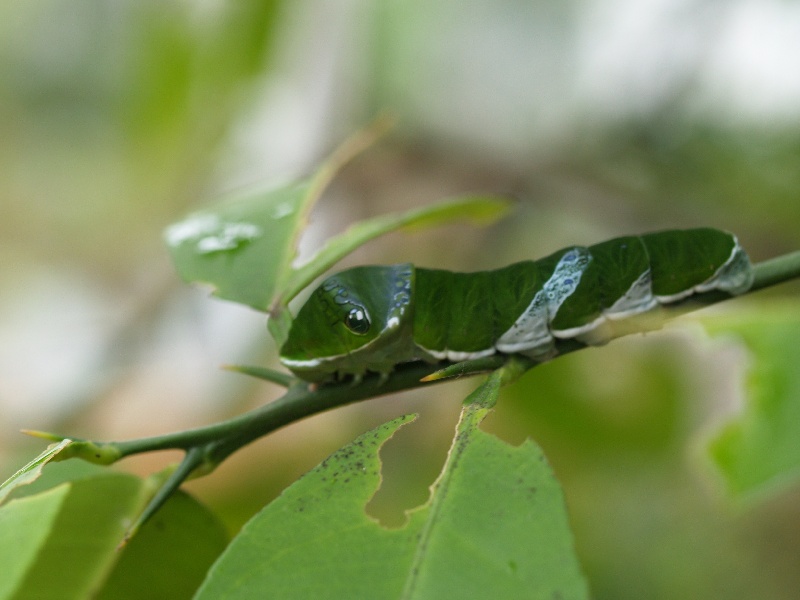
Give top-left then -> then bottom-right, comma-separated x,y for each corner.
1,1 -> 799,598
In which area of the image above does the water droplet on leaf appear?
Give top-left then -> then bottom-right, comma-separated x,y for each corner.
196,222 -> 261,254
164,214 -> 261,254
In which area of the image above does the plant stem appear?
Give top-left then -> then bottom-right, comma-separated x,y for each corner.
112,361 -> 449,458
56,250 -> 800,535
95,250 -> 800,461
751,250 -> 800,291
120,447 -> 205,547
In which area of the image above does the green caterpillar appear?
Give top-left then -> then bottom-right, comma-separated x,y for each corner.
280,228 -> 753,382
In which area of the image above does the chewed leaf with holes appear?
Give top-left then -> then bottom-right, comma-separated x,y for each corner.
195,374 -> 589,600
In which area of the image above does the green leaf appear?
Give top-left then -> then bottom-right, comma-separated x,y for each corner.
196,373 -> 588,599
705,305 -> 800,499
0,473 -> 227,600
164,120 -> 511,339
164,180 -> 314,312
163,116 -> 394,317
1,435 -> 123,507
0,485 -> 70,600
405,371 -> 588,599
0,439 -> 73,505
94,491 -> 229,600
165,186 -> 510,318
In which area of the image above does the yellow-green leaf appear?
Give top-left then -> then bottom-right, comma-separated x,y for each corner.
196,374 -> 588,599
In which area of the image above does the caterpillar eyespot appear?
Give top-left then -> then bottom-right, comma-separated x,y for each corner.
279,228 -> 754,382
345,308 -> 370,335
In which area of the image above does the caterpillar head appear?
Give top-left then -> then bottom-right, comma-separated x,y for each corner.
279,264 -> 415,382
